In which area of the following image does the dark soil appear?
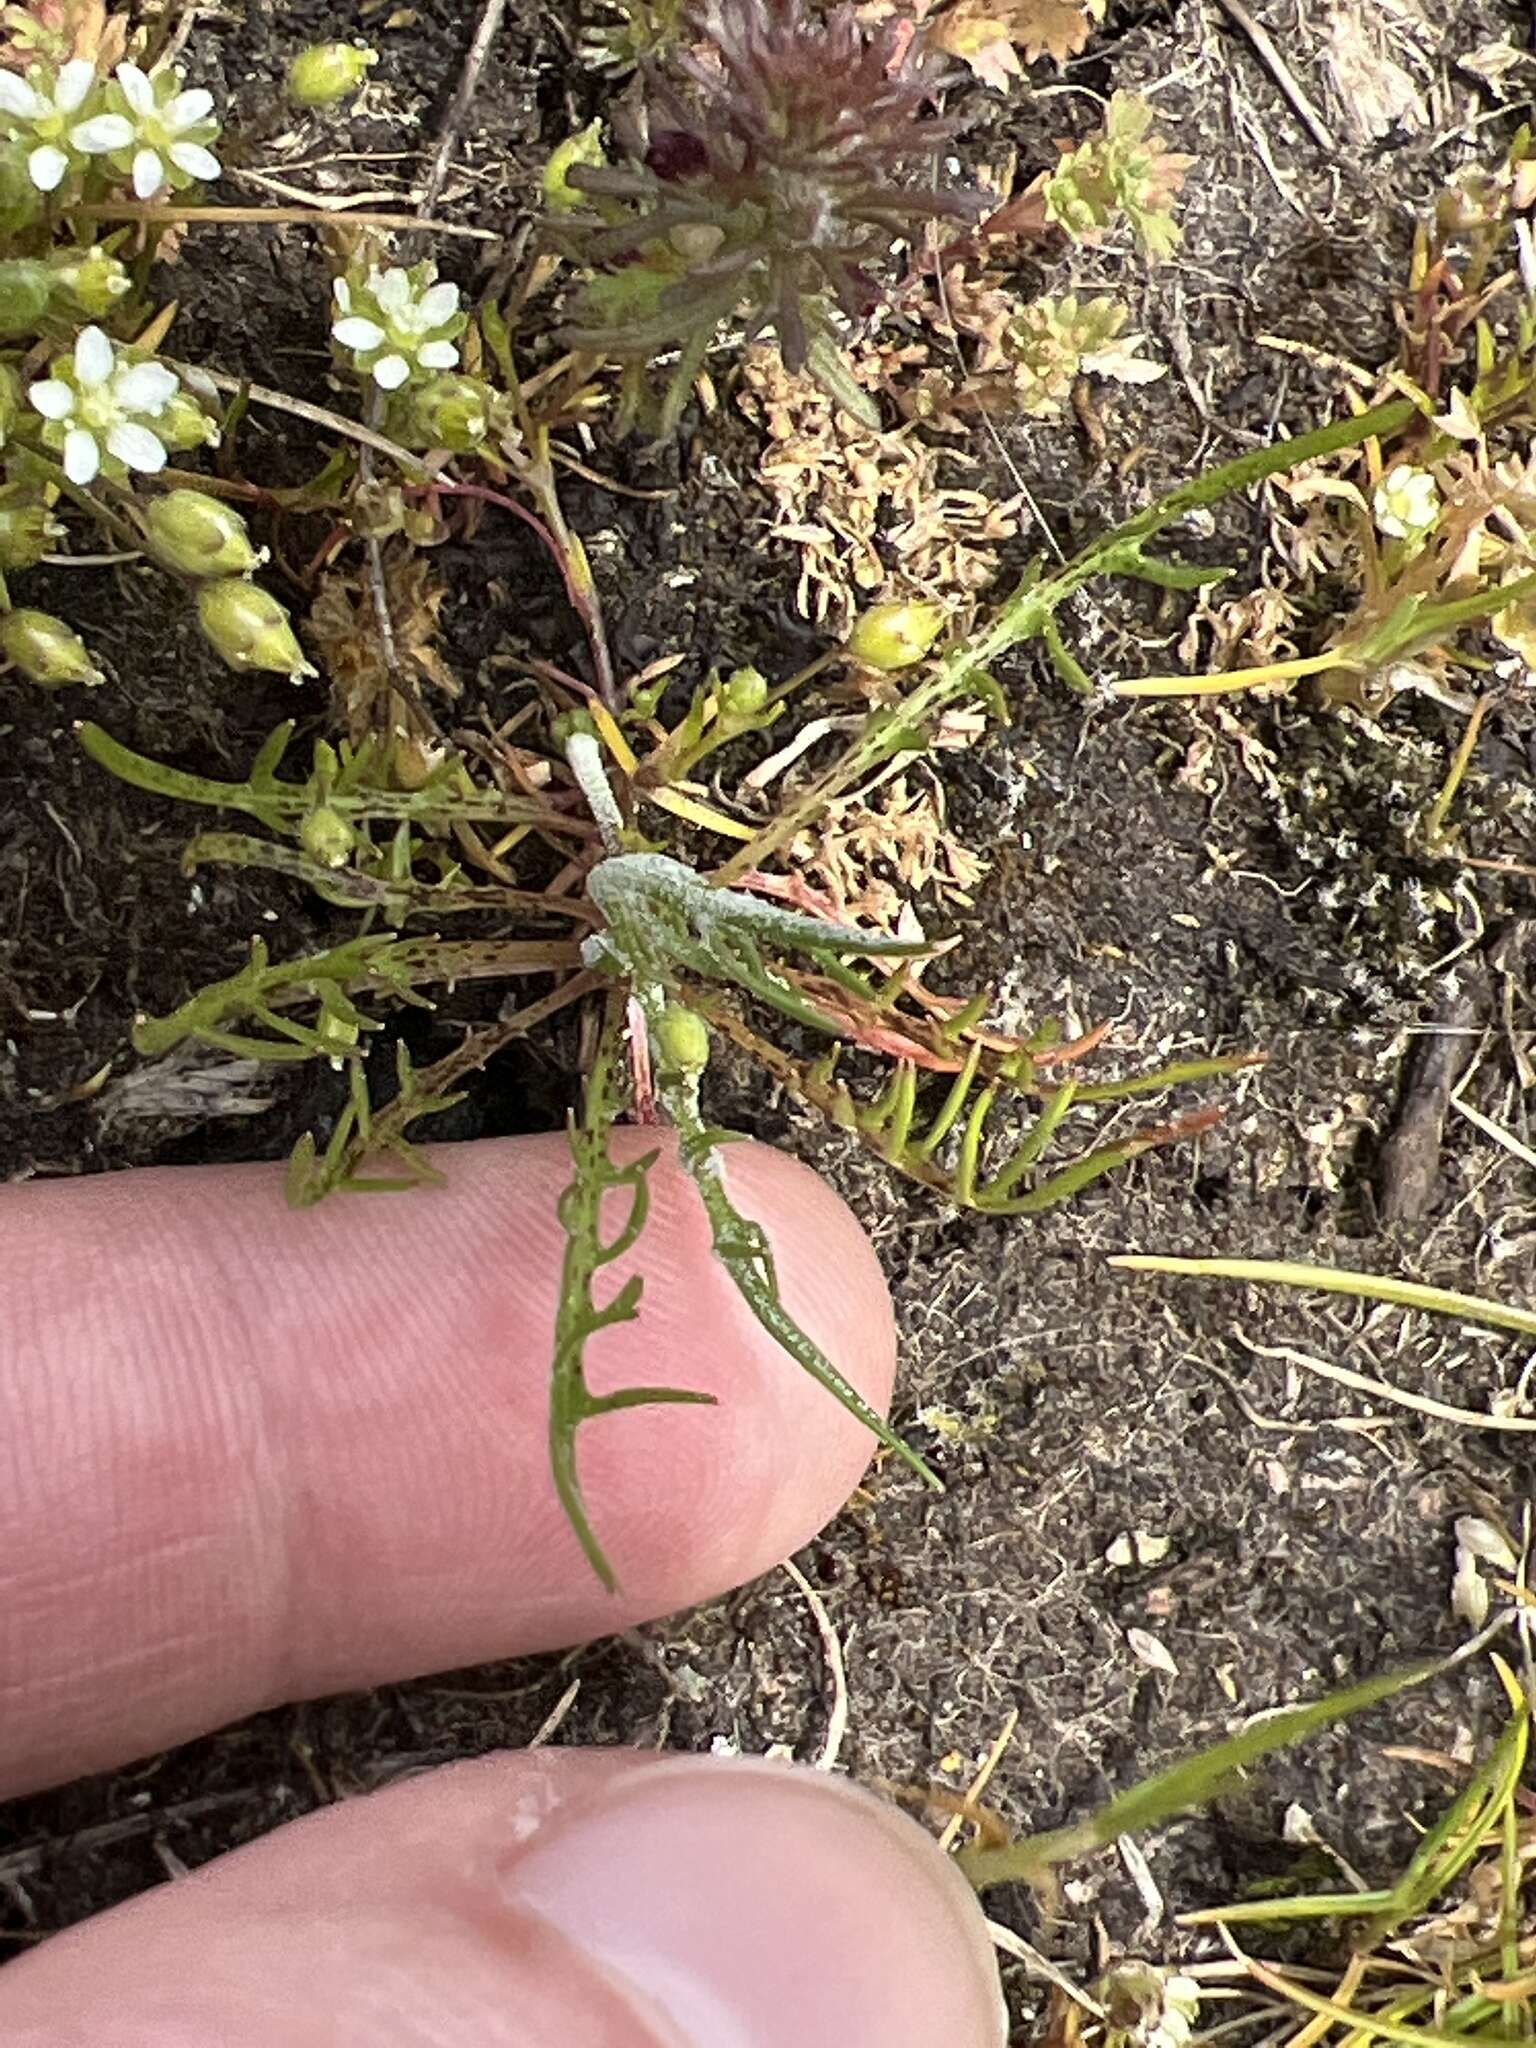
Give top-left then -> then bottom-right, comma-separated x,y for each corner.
4,0 -> 1535,2030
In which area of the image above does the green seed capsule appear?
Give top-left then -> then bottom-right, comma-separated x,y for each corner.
656,1003 -> 710,1073
197,579 -> 316,680
845,599 -> 946,672
287,41 -> 379,107
300,804 -> 356,868
0,608 -> 103,687
146,490 -> 264,577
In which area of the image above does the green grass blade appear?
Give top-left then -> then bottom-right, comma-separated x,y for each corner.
960,1661 -> 1437,1891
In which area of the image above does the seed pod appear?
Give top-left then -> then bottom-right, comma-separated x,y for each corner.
656,1003 -> 710,1073
0,608 -> 103,687
845,599 -> 945,672
409,373 -> 491,451
721,664 -> 768,716
146,490 -> 264,577
288,41 -> 379,107
300,805 -> 356,869
197,579 -> 316,680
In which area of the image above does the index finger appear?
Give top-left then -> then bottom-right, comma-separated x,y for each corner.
0,1132 -> 896,1795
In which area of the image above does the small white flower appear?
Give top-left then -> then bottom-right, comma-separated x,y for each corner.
27,326 -> 180,486
74,62 -> 221,200
0,57 -> 106,192
331,264 -> 463,389
1373,463 -> 1441,541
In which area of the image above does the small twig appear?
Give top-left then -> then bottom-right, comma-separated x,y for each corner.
76,202 -> 496,239
1234,1330 -> 1536,1434
1211,0 -> 1338,153
416,0 -> 511,227
166,362 -> 446,480
1376,976 -> 1484,1224
0,1792 -> 258,1883
782,1556 -> 851,1772
528,1677 -> 582,1748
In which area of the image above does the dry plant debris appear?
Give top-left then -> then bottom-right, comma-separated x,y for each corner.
736,339 -> 1020,627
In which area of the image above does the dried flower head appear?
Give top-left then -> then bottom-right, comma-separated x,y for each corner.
555,0 -> 982,429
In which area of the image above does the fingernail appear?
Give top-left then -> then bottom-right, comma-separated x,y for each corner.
502,1756 -> 1008,2047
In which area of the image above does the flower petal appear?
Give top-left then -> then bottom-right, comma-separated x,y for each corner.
417,339 -> 460,370
63,426 -> 100,485
54,58 -> 99,113
114,361 -> 179,412
332,316 -> 386,352
332,276 -> 351,312
374,267 -> 411,316
167,140 -> 220,182
0,72 -> 46,120
107,421 -> 168,472
27,144 -> 69,192
70,113 -> 135,152
74,326 -> 115,389
27,379 -> 74,421
132,146 -> 164,199
165,88 -> 214,130
114,62 -> 156,116
416,281 -> 461,326
372,354 -> 411,390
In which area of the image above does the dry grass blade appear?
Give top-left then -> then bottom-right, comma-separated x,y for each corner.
1112,1256 -> 1536,1343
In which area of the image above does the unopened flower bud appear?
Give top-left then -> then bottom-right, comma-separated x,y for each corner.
544,120 -> 604,213
197,578 -> 316,680
154,389 -> 221,452
0,608 -> 102,687
721,664 -> 768,716
146,489 -> 264,577
409,372 -> 491,451
845,599 -> 946,672
51,247 -> 131,318
655,1003 -> 710,1073
0,257 -> 51,336
300,804 -> 355,868
288,41 -> 378,107
1373,463 -> 1440,542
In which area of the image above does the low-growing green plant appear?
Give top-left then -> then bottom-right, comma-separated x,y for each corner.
549,0 -> 985,431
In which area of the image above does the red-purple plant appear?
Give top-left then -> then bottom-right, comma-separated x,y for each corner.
554,0 -> 981,430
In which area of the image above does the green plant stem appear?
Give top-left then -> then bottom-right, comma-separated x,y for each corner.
713,397 -> 1417,885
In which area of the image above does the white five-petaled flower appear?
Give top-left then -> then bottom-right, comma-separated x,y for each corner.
0,57 -> 104,192
1373,463 -> 1441,542
332,265 -> 462,391
75,62 -> 221,200
27,326 -> 181,486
